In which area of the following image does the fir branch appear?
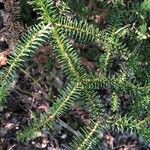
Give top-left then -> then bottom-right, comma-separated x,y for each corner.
0,0 -> 149,147
107,115 -> 150,143
0,22 -> 51,104
50,28 -> 85,80
81,89 -> 103,119
55,0 -> 74,17
17,81 -> 81,142
71,119 -> 101,150
29,0 -> 59,23
56,17 -> 105,48
30,0 -> 86,80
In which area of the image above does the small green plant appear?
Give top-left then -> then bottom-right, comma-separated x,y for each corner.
0,0 -> 149,149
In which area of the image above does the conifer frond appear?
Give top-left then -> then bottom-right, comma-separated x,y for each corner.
129,89 -> 150,118
98,28 -> 131,73
14,0 -> 37,25
82,74 -> 107,90
81,89 -> 103,119
30,0 -> 86,80
29,0 -> 59,23
17,81 -> 81,142
113,93 -> 120,111
56,17 -> 105,48
31,0 -> 106,54
56,0 -> 74,17
0,22 -> 51,104
50,28 -> 85,80
108,115 -> 150,143
71,119 -> 101,150
0,0 -> 149,147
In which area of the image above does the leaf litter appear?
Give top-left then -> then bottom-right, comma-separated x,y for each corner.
0,0 -> 149,150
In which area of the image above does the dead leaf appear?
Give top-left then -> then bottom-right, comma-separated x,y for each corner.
95,15 -> 106,25
37,103 -> 49,112
0,52 -> 7,66
0,49 -> 11,67
33,46 -> 52,64
104,133 -> 114,149
4,122 -> 14,130
33,54 -> 48,64
80,57 -> 95,71
40,45 -> 52,55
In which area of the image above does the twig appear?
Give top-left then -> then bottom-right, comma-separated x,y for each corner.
57,119 -> 81,137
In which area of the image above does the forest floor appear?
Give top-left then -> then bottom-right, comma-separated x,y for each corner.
0,0 -> 149,150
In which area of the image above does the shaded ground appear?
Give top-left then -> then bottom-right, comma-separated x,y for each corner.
0,0 -> 149,150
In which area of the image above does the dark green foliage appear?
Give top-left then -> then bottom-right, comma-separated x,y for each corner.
0,0 -> 150,149
0,22 -> 51,104
15,0 -> 38,25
